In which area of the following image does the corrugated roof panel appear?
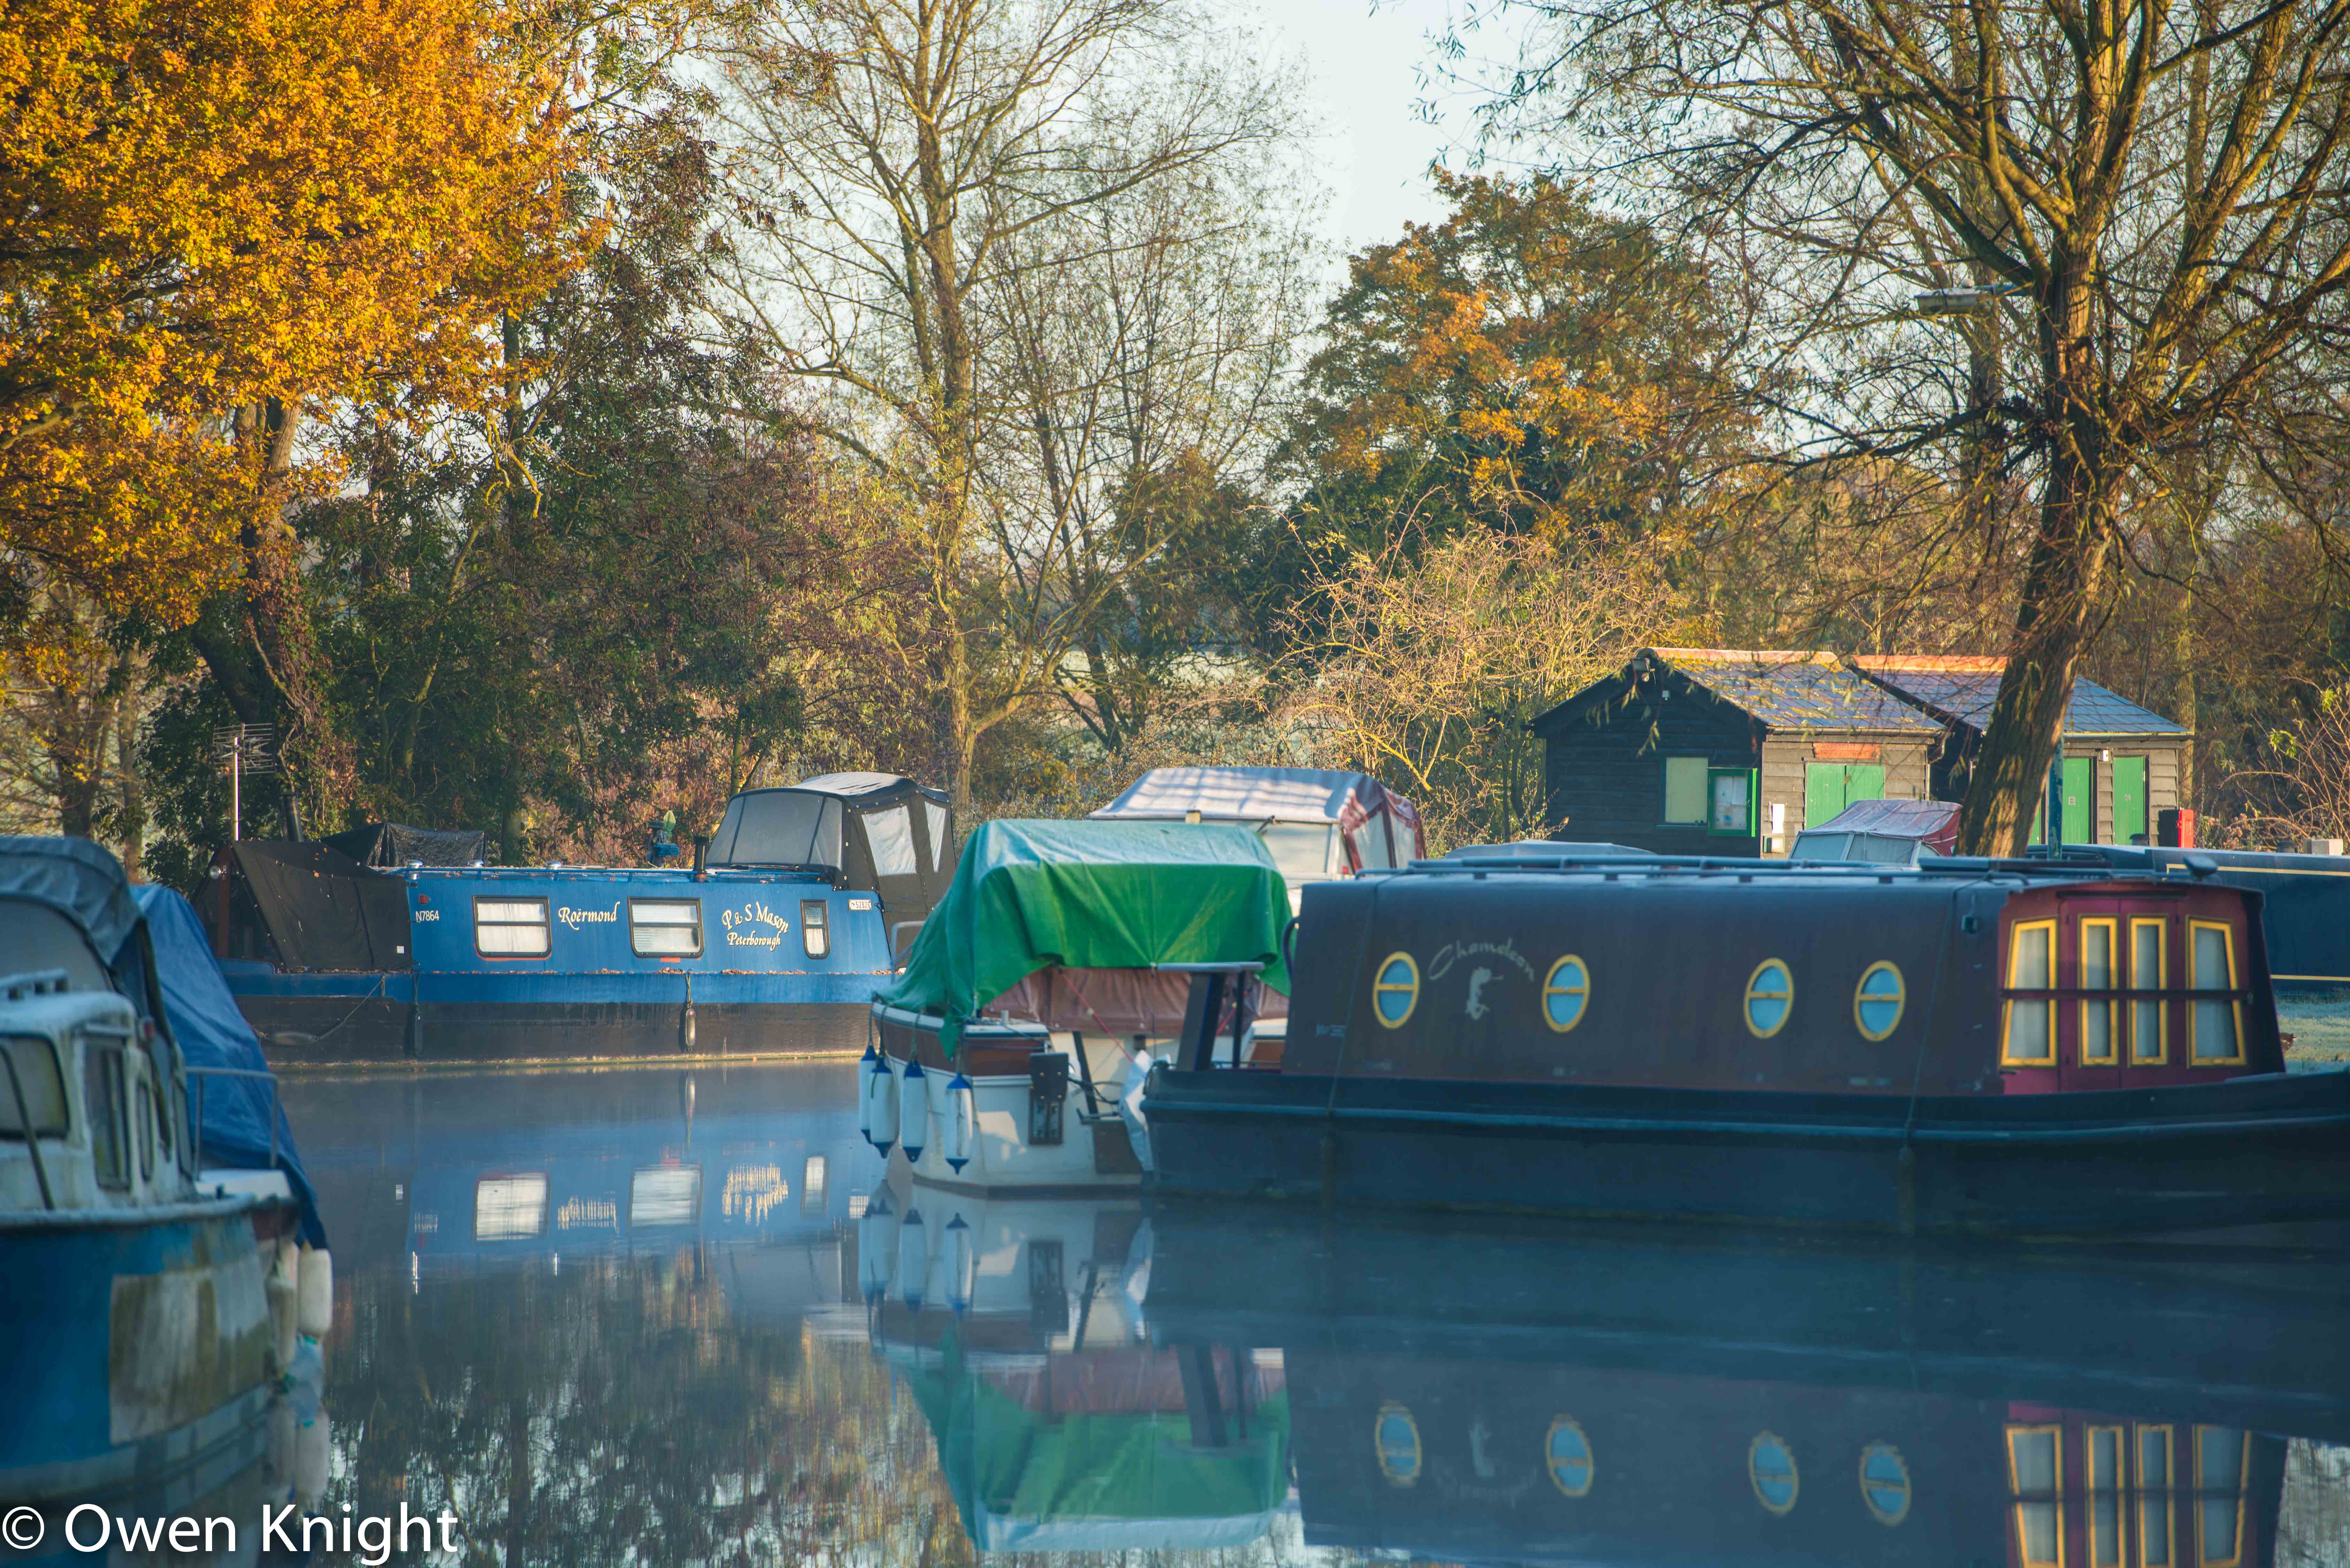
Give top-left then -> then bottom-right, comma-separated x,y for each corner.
1859,665 -> 2187,735
1654,651 -> 1944,733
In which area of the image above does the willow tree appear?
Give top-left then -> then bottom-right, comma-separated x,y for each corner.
1489,0 -> 2350,850
708,0 -> 1298,807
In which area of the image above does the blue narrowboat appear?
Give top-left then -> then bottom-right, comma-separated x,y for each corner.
206,773 -> 954,1061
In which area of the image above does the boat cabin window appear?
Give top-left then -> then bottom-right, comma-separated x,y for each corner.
1259,821 -> 1338,881
1372,952 -> 1419,1027
0,1036 -> 67,1137
0,899 -> 112,991
707,790 -> 844,870
1351,815 -> 1395,871
1546,1417 -> 1594,1496
1748,1431 -> 1799,1514
475,1173 -> 549,1240
801,899 -> 829,958
474,898 -> 550,958
629,900 -> 702,958
2008,1425 -> 2063,1568
2079,919 -> 2120,1065
84,1040 -> 128,1188
2139,1426 -> 2174,1566
2002,921 -> 2057,1065
1543,956 -> 1590,1032
2194,1427 -> 2247,1568
1860,1442 -> 1911,1526
1853,961 -> 1904,1040
2188,922 -> 2245,1065
865,805 -> 919,878
2131,918 -> 2169,1063
629,1164 -> 701,1227
1745,960 -> 1793,1038
925,800 -> 951,869
2087,1425 -> 2122,1568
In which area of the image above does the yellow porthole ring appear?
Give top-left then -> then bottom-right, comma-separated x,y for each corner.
1375,1401 -> 1421,1486
1858,1442 -> 1911,1527
1853,961 -> 1906,1042
1543,955 -> 1590,1033
1749,1430 -> 1800,1514
1744,958 -> 1794,1039
1371,951 -> 1420,1029
1546,1414 -> 1595,1496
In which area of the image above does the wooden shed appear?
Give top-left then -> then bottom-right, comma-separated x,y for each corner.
1532,649 -> 1946,857
1852,656 -> 2191,846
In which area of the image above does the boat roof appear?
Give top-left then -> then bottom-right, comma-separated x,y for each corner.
792,772 -> 947,803
1440,840 -> 1654,860
879,819 -> 1291,1050
0,835 -> 142,959
1801,798 -> 1961,844
1090,766 -> 1419,825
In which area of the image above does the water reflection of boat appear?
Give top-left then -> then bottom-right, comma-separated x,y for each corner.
1142,1205 -> 2348,1567
858,1188 -> 1295,1552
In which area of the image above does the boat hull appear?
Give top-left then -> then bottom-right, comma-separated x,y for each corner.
1141,1067 -> 2350,1239
0,1198 -> 280,1506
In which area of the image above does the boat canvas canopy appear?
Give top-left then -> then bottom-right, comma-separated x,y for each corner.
0,835 -> 142,962
322,821 -> 487,868
1091,766 -> 1419,834
880,820 -> 1291,1052
209,841 -> 412,972
711,773 -> 955,924
131,886 -> 324,1246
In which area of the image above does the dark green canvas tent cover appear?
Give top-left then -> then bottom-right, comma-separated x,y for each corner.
878,819 -> 1290,1052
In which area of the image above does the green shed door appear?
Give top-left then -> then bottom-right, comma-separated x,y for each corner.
2061,756 -> 2094,844
1805,764 -> 1847,828
1846,763 -> 1886,805
2111,755 -> 2148,845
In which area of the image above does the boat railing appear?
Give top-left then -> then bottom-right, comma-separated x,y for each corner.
185,1064 -> 283,1172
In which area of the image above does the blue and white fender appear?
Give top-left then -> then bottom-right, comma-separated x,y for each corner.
898,1057 -> 929,1164
861,1047 -> 898,1157
942,1072 -> 976,1173
857,1188 -> 895,1299
896,1205 -> 929,1309
942,1214 -> 975,1313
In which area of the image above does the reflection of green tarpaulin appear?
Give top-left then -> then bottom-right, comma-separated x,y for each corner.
899,1344 -> 1292,1553
878,819 -> 1291,1053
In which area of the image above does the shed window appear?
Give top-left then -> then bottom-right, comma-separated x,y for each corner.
2188,922 -> 2244,1065
630,899 -> 702,957
2131,919 -> 2169,1064
2003,920 -> 2057,1065
0,1035 -> 67,1137
1709,769 -> 1754,834
2008,1425 -> 2062,1568
1853,961 -> 1904,1041
475,898 -> 550,958
1543,956 -> 1590,1032
2080,919 -> 2119,1065
1745,960 -> 1793,1038
1372,953 -> 1419,1027
1663,757 -> 1709,824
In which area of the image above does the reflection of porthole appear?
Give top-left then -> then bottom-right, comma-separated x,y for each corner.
1543,956 -> 1590,1033
1749,1431 -> 1800,1514
1854,962 -> 1906,1041
1375,1402 -> 1421,1486
1372,953 -> 1420,1029
1745,960 -> 1794,1038
1859,1442 -> 1911,1526
1546,1415 -> 1594,1496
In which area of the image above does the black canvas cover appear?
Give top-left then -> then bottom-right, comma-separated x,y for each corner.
214,841 -> 412,972
715,773 -> 956,925
324,821 -> 487,868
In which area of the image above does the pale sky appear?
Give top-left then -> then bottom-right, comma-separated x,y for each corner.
1240,0 -> 1535,255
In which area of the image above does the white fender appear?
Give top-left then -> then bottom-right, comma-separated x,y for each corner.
1118,1050 -> 1156,1173
856,1041 -> 883,1149
862,1050 -> 899,1157
942,1073 -> 976,1173
943,1214 -> 975,1312
296,1245 -> 334,1337
898,1058 -> 929,1164
857,1190 -> 895,1299
896,1206 -> 929,1308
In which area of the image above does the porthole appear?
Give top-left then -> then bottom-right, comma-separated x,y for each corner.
1546,1415 -> 1594,1496
1543,956 -> 1590,1033
1372,952 -> 1420,1029
1745,960 -> 1794,1039
1858,1442 -> 1911,1526
1749,1430 -> 1800,1514
1853,961 -> 1905,1042
1375,1402 -> 1421,1486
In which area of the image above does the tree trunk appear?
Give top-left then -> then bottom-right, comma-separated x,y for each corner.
115,676 -> 144,878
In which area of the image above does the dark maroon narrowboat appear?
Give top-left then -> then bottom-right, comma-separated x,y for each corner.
1140,855 -> 2350,1238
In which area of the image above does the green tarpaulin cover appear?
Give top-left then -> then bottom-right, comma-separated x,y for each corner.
878,819 -> 1290,1052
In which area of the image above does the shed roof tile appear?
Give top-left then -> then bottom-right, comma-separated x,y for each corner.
1650,649 -> 1944,733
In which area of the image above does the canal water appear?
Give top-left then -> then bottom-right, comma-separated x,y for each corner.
280,1055 -> 2350,1568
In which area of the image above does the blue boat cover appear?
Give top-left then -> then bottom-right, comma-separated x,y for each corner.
129,885 -> 325,1246
0,836 -> 143,963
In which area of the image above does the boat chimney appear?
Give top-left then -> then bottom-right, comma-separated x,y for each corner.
692,834 -> 709,879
